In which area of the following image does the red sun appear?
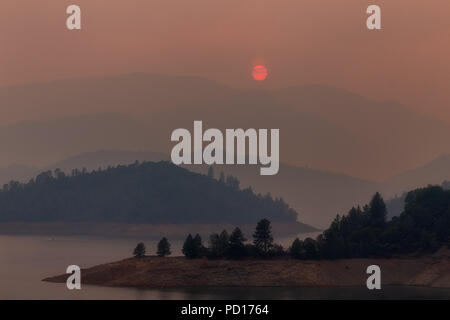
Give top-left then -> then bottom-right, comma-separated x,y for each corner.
252,65 -> 268,81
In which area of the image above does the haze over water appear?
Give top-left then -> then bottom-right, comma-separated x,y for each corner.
1,235 -> 449,300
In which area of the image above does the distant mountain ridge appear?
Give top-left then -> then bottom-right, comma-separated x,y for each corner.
191,163 -> 379,229
47,150 -> 168,173
1,73 -> 450,180
2,74 -> 450,228
383,154 -> 450,196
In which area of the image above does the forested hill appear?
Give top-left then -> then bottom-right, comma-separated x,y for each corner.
301,186 -> 450,259
0,161 -> 298,224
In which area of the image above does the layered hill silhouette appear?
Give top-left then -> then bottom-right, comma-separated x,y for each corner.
386,180 -> 450,219
382,155 -> 450,218
0,150 -> 169,186
192,164 -> 379,229
0,113 -> 152,167
0,150 -> 379,228
0,73 -> 234,125
383,154 -> 450,196
1,73 -> 450,180
4,149 -> 450,228
2,74 -> 450,228
0,161 -> 301,225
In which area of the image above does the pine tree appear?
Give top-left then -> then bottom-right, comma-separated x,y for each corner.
369,192 -> 387,228
133,242 -> 146,258
228,227 -> 247,259
253,219 -> 273,255
303,238 -> 318,259
182,233 -> 204,259
157,237 -> 171,257
209,230 -> 229,258
182,234 -> 194,258
289,238 -> 302,259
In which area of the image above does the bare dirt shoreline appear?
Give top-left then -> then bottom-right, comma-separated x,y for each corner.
44,248 -> 450,289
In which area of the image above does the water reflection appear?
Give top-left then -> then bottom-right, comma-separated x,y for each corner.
0,235 -> 448,300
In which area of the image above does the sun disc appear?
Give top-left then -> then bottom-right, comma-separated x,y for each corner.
252,65 -> 268,81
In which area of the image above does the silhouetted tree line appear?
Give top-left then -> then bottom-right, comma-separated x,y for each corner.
132,237 -> 172,258
0,161 -> 297,224
386,181 -> 450,218
182,218 -> 284,259
289,187 -> 450,259
180,186 -> 450,260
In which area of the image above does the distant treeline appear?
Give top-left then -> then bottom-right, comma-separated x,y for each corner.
386,180 -> 450,218
306,186 -> 450,259
145,185 -> 449,260
0,161 -> 297,224
133,218 -> 284,259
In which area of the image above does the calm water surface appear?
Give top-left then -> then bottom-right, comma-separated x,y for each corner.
1,235 -> 449,300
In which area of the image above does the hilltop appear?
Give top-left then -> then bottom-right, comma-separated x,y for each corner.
0,161 -> 303,226
2,73 -> 450,180
0,150 -> 379,229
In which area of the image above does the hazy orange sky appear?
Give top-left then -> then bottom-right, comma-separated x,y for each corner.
1,0 -> 449,121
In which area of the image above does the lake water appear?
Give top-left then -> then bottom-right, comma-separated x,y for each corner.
1,235 -> 449,300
